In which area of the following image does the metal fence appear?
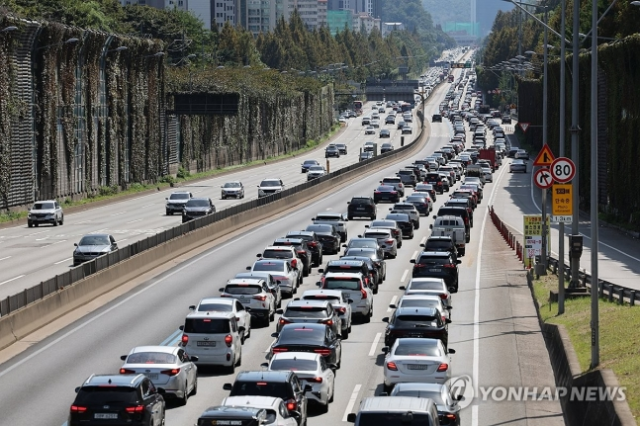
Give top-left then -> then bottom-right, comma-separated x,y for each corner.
0,107 -> 431,316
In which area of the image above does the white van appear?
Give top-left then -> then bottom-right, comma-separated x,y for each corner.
430,215 -> 466,256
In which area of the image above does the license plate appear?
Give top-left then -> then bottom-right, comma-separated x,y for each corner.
146,373 -> 159,380
94,413 -> 118,419
444,228 -> 453,232
356,207 -> 365,211
197,341 -> 216,346
407,364 -> 429,370
429,268 -> 442,272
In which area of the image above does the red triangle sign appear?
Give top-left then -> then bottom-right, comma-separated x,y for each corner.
519,122 -> 530,133
533,144 -> 556,166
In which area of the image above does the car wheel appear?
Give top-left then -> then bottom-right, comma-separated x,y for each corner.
27,222 -> 32,228
191,377 -> 198,396
59,216 -> 64,225
329,379 -> 335,403
383,383 -> 394,394
342,328 -> 349,340
180,382 -> 188,406
53,218 -> 58,226
269,308 -> 275,322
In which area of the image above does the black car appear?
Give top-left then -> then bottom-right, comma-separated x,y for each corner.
339,256 -> 381,288
272,238 -> 312,276
319,259 -> 374,288
379,129 -> 391,138
347,196 -> 377,220
385,213 -> 414,239
223,370 -> 309,425
502,115 -> 512,124
422,236 -> 459,259
342,247 -> 386,286
380,143 -> 394,154
359,151 -> 373,161
68,374 -> 165,426
396,169 -> 417,187
405,194 -> 430,215
373,185 -> 400,203
382,306 -> 450,348
425,173 -> 445,194
270,323 -> 342,367
434,207 -> 471,243
432,114 -> 443,122
286,231 -> 323,267
325,145 -> 340,158
305,224 -> 341,255
410,251 -> 461,292
301,159 -> 320,173
335,143 -> 348,155
182,197 -> 216,223
445,198 -> 474,227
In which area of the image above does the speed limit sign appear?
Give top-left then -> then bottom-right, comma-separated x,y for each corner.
550,157 -> 576,183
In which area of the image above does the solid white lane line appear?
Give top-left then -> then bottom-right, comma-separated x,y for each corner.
264,339 -> 276,353
342,384 -> 362,422
54,257 -> 73,265
387,296 -> 397,312
369,332 -> 381,357
400,269 -> 408,283
126,218 -> 143,224
420,236 -> 427,246
411,251 -> 418,260
35,237 -> 50,241
28,230 -> 48,236
0,275 -> 25,286
0,256 -> 11,261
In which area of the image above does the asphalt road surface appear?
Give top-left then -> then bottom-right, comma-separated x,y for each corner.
0,64 -> 564,426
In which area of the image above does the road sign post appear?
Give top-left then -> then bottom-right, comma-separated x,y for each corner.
533,144 -> 555,274
523,214 -> 551,269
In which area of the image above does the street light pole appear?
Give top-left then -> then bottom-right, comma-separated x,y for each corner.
590,0 -> 600,369
541,4 -> 549,272
558,0 -> 567,314
570,0 -> 581,288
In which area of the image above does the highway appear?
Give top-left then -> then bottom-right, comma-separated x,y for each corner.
0,96 -> 421,301
0,63 -> 564,426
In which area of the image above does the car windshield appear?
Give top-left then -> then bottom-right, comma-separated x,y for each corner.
308,166 -> 324,172
304,160 -> 318,165
198,303 -> 233,312
222,182 -> 241,188
261,180 -> 281,187
324,278 -> 361,291
270,358 -> 318,371
262,249 -> 293,259
253,262 -> 285,272
185,199 -> 210,207
224,285 -> 262,295
394,341 -> 440,356
306,224 -> 333,233
284,307 -> 328,318
33,202 -> 55,210
183,318 -> 230,333
394,315 -> 439,327
126,352 -> 177,364
169,193 -> 190,200
78,235 -> 110,246
356,413 -> 433,425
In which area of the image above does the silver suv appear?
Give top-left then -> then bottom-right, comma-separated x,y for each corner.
220,278 -> 276,327
258,179 -> 285,198
28,200 -> 63,227
165,191 -> 193,215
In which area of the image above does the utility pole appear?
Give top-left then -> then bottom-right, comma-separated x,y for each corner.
540,4 -> 549,272
558,0 -> 566,314
590,0 -> 600,369
569,0 -> 581,288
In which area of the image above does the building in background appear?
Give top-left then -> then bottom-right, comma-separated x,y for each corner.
327,9 -> 354,34
353,12 -> 380,34
281,0 -> 328,30
443,22 -> 478,45
381,22 -> 403,37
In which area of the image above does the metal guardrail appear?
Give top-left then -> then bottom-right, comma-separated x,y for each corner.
0,93 -> 438,316
488,205 -> 639,306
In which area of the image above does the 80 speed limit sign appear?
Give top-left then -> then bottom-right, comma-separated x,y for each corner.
550,157 -> 576,183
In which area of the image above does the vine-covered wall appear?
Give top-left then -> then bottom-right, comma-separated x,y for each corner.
517,34 -> 640,229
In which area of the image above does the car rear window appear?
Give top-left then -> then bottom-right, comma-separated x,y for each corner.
169,193 -> 190,200
284,307 -> 328,318
198,303 -> 233,312
306,224 -> 333,233
399,299 -> 439,309
224,285 -> 262,295
350,198 -> 371,205
253,262 -> 284,272
357,413 -> 434,425
270,359 -> 318,371
323,278 -> 361,291
394,341 -> 440,356
417,257 -> 450,266
364,232 -> 389,239
398,170 -> 414,175
262,249 -> 293,259
395,315 -> 438,326
75,387 -> 138,405
184,318 -> 230,334
278,327 -> 325,345
231,381 -> 292,399
126,352 -> 176,364
409,280 -> 444,290
425,240 -> 452,249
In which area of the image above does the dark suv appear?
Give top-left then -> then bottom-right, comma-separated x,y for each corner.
382,306 -> 450,348
273,238 -> 312,276
410,251 -> 461,292
182,197 -> 216,223
425,173 -> 445,194
432,114 -> 443,122
422,236 -> 459,259
286,231 -> 323,266
305,224 -> 341,255
223,371 -> 309,425
347,197 -> 377,220
68,374 -> 165,426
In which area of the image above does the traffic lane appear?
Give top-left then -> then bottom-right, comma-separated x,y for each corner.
0,115 -> 443,425
0,105 -> 421,299
493,157 -> 640,290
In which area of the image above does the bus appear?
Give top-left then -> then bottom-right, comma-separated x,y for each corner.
448,74 -> 455,83
354,100 -> 363,116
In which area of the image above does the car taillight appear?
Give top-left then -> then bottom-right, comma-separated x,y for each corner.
314,348 -> 332,356
439,293 -> 448,300
161,368 -> 181,376
125,405 -> 145,414
437,363 -> 449,372
181,334 -> 189,344
374,191 -> 381,194
360,288 -> 368,299
253,295 -> 267,301
444,264 -> 456,268
386,239 -> 395,244
445,414 -> 458,421
119,368 -> 135,374
464,217 -> 469,224
308,377 -> 323,383
291,259 -> 298,268
224,334 -> 233,347
308,241 -> 317,247
336,307 -> 346,314
273,347 -> 289,353
70,405 -> 87,413
413,263 -> 425,268
286,400 -> 297,412
386,361 -> 398,371
279,318 -> 291,326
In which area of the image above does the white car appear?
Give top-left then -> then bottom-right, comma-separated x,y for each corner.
362,228 -> 398,259
399,277 -> 452,308
258,246 -> 304,282
318,272 -> 373,321
248,259 -> 300,297
119,346 -> 198,405
390,294 -> 452,322
189,296 -> 252,341
258,178 -> 285,198
262,352 -> 336,410
27,199 -> 64,227
307,165 -> 327,180
219,278 -> 276,327
383,338 -> 456,392
300,289 -> 353,338
481,167 -> 493,182
220,396 -> 299,426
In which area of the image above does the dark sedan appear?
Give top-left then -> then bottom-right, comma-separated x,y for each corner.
374,185 -> 400,203
380,143 -> 394,154
305,224 -> 341,255
270,323 -> 342,368
359,151 -> 373,161
342,247 -> 386,286
301,159 -> 320,173
73,234 -> 118,266
325,145 -> 340,158
382,306 -> 450,348
182,197 -> 216,223
286,231 -> 324,267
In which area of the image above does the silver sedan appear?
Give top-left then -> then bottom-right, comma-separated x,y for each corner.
362,228 -> 398,259
509,159 -> 527,173
119,345 -> 198,405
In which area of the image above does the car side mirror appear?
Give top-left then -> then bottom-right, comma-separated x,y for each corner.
304,385 -> 312,392
179,325 -> 184,331
246,266 -> 251,270
276,309 -> 284,314
380,392 -> 389,396
446,319 -> 452,324
382,317 -> 389,323
190,356 -> 199,362
348,299 -> 354,304
293,298 -> 300,301
429,224 -> 433,229
381,346 -> 389,354
364,225 -> 370,228
271,332 -> 280,338
419,243 -> 425,247
433,215 -> 437,219
317,268 -> 324,273
389,304 -> 397,309
448,348 -> 456,354
75,386 -> 81,393
328,363 -> 338,371
260,362 -> 269,368
456,260 -> 462,264
399,286 -> 406,290
346,413 -> 357,423
447,306 -> 453,310
346,202 -> 350,205
189,304 -> 197,310
223,383 -> 233,391
120,355 -> 127,361
74,243 -> 78,247
256,253 -> 262,257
